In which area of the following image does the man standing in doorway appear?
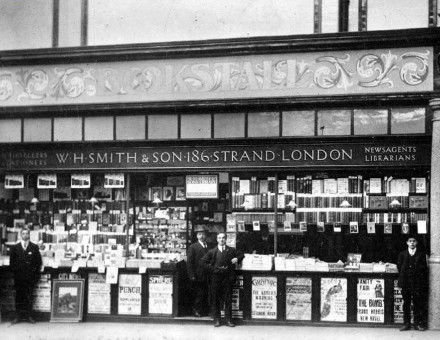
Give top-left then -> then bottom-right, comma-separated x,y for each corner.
397,235 -> 428,331
10,227 -> 42,324
202,232 -> 243,327
186,226 -> 209,317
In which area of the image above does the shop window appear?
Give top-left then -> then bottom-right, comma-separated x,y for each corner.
116,115 -> 146,140
317,110 -> 351,136
54,117 -> 82,142
58,0 -> 82,47
181,114 -> 211,139
23,118 -> 52,142
84,116 -> 114,141
214,113 -> 245,139
0,0 -> 53,50
291,0 -> 315,34
282,111 -> 315,136
367,0 -> 429,30
348,0 -> 359,31
148,114 -> 178,140
321,0 -> 339,33
0,119 -> 21,142
248,112 -> 280,138
353,109 -> 388,135
391,108 -> 425,134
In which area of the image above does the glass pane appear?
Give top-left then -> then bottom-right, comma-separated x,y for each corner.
88,0 -> 314,45
116,115 -> 145,140
214,113 -> 245,138
282,111 -> 315,136
367,0 -> 429,30
54,117 -> 82,141
84,116 -> 114,141
58,0 -> 82,47
181,114 -> 211,139
348,0 -> 359,31
248,112 -> 280,137
317,110 -> 351,136
0,119 -> 21,143
354,109 -> 387,135
391,108 -> 425,134
148,114 -> 178,140
321,0 -> 339,33
23,118 -> 52,142
0,0 -> 53,50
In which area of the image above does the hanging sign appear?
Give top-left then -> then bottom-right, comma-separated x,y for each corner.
286,277 -> 312,321
37,174 -> 57,189
104,173 -> 125,188
357,278 -> 385,323
88,273 -> 111,314
148,275 -> 173,315
320,278 -> 347,322
71,174 -> 90,189
251,276 -> 277,319
186,174 -> 218,199
4,174 -> 24,188
118,274 -> 142,315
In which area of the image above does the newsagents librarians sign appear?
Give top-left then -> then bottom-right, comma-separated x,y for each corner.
0,47 -> 432,107
0,142 -> 429,171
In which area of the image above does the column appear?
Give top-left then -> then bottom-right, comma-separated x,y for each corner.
428,98 -> 440,330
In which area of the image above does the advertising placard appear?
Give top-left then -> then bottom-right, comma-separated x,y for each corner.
393,279 -> 404,324
37,174 -> 57,189
251,276 -> 277,319
286,277 -> 312,321
320,278 -> 347,322
118,274 -> 142,315
33,273 -> 51,312
88,273 -> 111,314
186,175 -> 218,199
104,173 -> 125,188
50,279 -> 85,322
148,275 -> 173,315
357,278 -> 385,323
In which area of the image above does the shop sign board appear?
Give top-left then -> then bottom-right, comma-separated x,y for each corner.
357,278 -> 385,323
320,277 -> 347,322
33,273 -> 51,312
0,47 -> 432,107
148,275 -> 173,315
286,277 -> 312,321
118,274 -> 142,315
393,279 -> 404,324
251,276 -> 277,319
88,273 -> 111,314
1,142 -> 430,171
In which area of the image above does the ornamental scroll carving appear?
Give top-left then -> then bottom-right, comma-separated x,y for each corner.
0,47 -> 432,106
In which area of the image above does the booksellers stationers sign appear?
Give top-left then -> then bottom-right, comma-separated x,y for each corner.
0,143 -> 430,171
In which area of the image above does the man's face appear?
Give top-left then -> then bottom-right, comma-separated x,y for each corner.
217,233 -> 226,246
21,229 -> 30,242
196,231 -> 206,242
407,238 -> 417,249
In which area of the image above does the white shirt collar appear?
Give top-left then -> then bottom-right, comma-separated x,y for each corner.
21,240 -> 29,250
218,245 -> 225,252
408,248 -> 416,256
198,240 -> 207,248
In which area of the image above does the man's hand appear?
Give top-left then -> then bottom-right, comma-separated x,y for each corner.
231,257 -> 238,264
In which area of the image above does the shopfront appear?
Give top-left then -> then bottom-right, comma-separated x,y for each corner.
0,29 -> 439,326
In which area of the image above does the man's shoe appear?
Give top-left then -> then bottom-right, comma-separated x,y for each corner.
214,319 -> 221,327
27,317 -> 36,324
10,318 -> 20,325
400,325 -> 411,331
226,321 -> 235,327
416,325 -> 426,331
193,311 -> 202,317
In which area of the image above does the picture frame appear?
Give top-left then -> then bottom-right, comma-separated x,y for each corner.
162,186 -> 174,201
150,187 -> 163,201
50,279 -> 85,322
175,187 -> 186,201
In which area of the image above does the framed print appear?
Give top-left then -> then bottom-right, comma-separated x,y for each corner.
175,187 -> 186,200
50,279 -> 85,322
71,174 -> 90,189
162,187 -> 174,201
37,174 -> 57,189
150,187 -> 163,201
4,174 -> 24,189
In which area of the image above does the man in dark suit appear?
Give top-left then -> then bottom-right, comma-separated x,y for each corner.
10,227 -> 42,324
397,235 -> 428,331
186,226 -> 209,317
202,232 -> 243,327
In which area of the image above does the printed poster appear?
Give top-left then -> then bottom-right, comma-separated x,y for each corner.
357,278 -> 385,323
393,280 -> 404,324
118,274 -> 142,315
286,277 -> 312,321
148,275 -> 173,315
320,278 -> 347,322
33,274 -> 52,312
88,273 -> 111,314
251,276 -> 277,319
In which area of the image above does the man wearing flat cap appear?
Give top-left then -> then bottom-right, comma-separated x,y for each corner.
186,226 -> 209,317
397,235 -> 428,331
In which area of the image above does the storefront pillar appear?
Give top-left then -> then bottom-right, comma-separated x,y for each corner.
428,98 -> 440,330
